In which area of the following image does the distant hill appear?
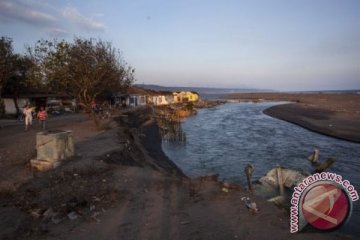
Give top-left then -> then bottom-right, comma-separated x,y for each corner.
134,84 -> 270,95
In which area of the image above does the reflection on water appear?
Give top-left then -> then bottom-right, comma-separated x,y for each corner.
162,102 -> 360,236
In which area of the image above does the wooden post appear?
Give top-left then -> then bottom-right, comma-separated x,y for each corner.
308,148 -> 319,164
316,158 -> 336,173
244,164 -> 254,192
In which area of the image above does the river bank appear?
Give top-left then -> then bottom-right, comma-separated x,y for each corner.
226,93 -> 360,143
0,107 -> 351,239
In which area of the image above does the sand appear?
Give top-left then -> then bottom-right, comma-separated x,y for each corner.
226,93 -> 360,143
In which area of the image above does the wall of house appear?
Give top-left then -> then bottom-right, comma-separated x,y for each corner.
3,98 -> 29,114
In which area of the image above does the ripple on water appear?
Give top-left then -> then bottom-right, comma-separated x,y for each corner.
162,101 -> 360,236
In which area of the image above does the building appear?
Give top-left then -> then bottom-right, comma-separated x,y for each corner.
173,91 -> 199,103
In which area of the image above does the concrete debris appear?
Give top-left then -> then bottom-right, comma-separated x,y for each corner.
259,167 -> 307,188
51,215 -> 62,224
242,197 -> 258,213
42,208 -> 55,220
29,209 -> 42,219
67,211 -> 79,220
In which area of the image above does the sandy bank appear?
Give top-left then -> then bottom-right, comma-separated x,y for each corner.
226,93 -> 360,143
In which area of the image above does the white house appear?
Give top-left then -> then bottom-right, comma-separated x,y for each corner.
148,95 -> 170,106
2,97 -> 29,114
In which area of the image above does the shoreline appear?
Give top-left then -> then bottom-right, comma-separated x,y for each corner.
226,93 -> 360,144
263,103 -> 360,143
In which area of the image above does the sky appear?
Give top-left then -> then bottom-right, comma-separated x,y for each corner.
0,0 -> 359,91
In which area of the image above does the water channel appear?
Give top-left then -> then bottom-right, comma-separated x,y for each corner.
162,101 -> 360,236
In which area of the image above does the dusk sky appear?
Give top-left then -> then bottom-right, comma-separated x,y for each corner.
0,0 -> 359,91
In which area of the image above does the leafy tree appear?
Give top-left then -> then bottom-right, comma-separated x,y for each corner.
2,55 -> 34,115
0,36 -> 14,115
28,38 -> 134,127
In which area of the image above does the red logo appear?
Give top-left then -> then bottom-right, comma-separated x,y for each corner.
301,183 -> 350,230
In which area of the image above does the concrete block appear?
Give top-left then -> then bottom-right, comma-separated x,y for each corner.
30,159 -> 60,171
36,130 -> 74,163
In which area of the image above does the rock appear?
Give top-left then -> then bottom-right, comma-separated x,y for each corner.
67,211 -> 79,220
42,208 -> 55,220
51,214 -> 63,224
29,208 -> 42,219
268,195 -> 286,205
243,197 -> 259,213
259,167 -> 308,188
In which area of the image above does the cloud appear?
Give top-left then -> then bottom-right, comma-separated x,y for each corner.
62,7 -> 106,32
46,28 -> 69,38
0,0 -> 57,27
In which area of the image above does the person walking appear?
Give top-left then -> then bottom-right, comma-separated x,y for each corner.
23,105 -> 33,131
37,106 -> 48,130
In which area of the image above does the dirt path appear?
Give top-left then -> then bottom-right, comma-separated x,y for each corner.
0,114 -> 100,192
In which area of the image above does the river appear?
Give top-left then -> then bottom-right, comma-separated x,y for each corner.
162,101 -> 360,236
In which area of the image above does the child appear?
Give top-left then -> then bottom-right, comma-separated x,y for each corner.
37,106 -> 48,130
23,105 -> 33,131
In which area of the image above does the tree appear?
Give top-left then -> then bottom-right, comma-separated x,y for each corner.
2,55 -> 34,115
28,38 -> 134,127
0,36 -> 14,115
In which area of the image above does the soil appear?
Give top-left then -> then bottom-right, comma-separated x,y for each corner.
0,108 -> 353,240
226,93 -> 360,143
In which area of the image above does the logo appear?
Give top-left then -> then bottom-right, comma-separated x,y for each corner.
290,172 -> 358,233
302,182 -> 350,230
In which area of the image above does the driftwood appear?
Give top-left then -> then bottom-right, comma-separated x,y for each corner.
315,157 -> 336,173
308,148 -> 336,173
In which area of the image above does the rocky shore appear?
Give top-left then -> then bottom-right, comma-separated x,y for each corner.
0,107 -> 351,239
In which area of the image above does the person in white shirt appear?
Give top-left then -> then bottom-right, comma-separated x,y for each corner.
23,105 -> 33,131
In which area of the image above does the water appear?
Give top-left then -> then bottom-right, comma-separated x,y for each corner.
162,101 -> 360,235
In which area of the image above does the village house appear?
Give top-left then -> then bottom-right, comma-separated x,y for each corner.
128,94 -> 147,107
1,93 -> 76,115
173,91 -> 199,103
147,95 -> 169,106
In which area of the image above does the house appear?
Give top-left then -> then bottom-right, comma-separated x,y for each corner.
173,91 -> 199,103
2,97 -> 29,115
128,94 -> 147,107
147,95 -> 169,106
111,86 -> 149,108
2,93 -> 73,115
